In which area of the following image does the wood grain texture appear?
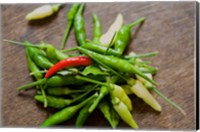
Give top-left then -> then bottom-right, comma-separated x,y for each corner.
0,2 -> 196,130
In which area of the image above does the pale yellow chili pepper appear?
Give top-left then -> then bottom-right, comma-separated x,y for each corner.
26,4 -> 61,20
111,96 -> 138,129
110,84 -> 132,111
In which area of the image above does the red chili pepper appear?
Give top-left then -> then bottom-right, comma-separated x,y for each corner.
44,56 -> 91,78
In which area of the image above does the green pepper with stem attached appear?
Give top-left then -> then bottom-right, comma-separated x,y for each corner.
40,93 -> 98,127
98,98 -> 120,128
114,17 -> 145,55
77,47 -> 157,85
111,96 -> 138,129
88,85 -> 110,112
60,4 -> 80,49
35,85 -> 97,109
46,87 -> 86,96
92,13 -> 102,44
75,98 -> 96,127
74,4 -> 86,46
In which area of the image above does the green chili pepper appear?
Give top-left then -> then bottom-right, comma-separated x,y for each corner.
32,53 -> 54,69
81,43 -> 121,56
45,44 -> 59,63
88,86 -> 110,112
114,17 -> 145,55
16,75 -> 85,91
74,3 -> 86,46
99,99 -> 119,128
23,42 -> 54,69
60,4 -> 80,49
5,40 -> 69,61
46,87 -> 85,96
111,96 -> 138,129
76,75 -> 132,111
25,46 -> 48,107
40,93 -> 98,127
35,95 -> 73,109
92,13 -> 102,44
75,98 -> 95,127
25,47 -> 43,80
35,85 -> 96,109
77,47 -> 157,85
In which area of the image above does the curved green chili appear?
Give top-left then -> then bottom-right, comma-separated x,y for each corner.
75,98 -> 95,127
88,86 -> 110,112
92,13 -> 102,44
99,99 -> 119,128
74,3 -> 86,46
81,43 -> 121,56
40,93 -> 98,127
77,47 -> 157,85
46,87 -> 85,96
60,4 -> 80,49
114,17 -> 145,55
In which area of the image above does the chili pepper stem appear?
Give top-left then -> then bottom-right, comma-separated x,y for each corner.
61,47 -> 78,52
17,79 -> 46,91
125,51 -> 159,59
76,75 -> 107,86
40,87 -> 48,107
30,70 -> 47,76
128,17 -> 145,28
150,87 -> 186,116
70,84 -> 98,104
4,39 -> 41,48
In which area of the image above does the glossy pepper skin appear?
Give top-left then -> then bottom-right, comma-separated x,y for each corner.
35,94 -> 73,109
44,56 -> 91,78
81,43 -> 121,56
77,47 -> 157,85
25,47 -> 43,80
25,43 -> 54,69
92,13 -> 102,44
60,4 -> 80,49
40,93 -> 97,127
114,17 -> 145,55
75,98 -> 96,127
74,4 -> 86,46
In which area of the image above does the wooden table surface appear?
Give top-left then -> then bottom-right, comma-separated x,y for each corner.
1,2 -> 196,130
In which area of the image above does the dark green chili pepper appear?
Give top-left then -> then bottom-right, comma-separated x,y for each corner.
92,13 -> 102,44
81,42 -> 121,56
99,99 -> 119,128
25,47 -> 43,80
46,44 -> 59,63
74,3 -> 86,46
25,46 -> 48,107
114,17 -> 145,55
60,3 -> 80,49
88,86 -> 110,112
35,95 -> 73,109
77,47 -> 157,85
5,40 -> 69,61
40,93 -> 98,127
16,75 -> 85,91
24,42 -> 53,69
75,98 -> 95,127
46,87 -> 85,96
35,85 -> 96,109
32,53 -> 54,69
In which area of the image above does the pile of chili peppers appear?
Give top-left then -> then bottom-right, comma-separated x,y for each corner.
4,3 -> 185,129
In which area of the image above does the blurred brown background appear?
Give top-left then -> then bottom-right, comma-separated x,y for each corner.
1,2 -> 196,130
